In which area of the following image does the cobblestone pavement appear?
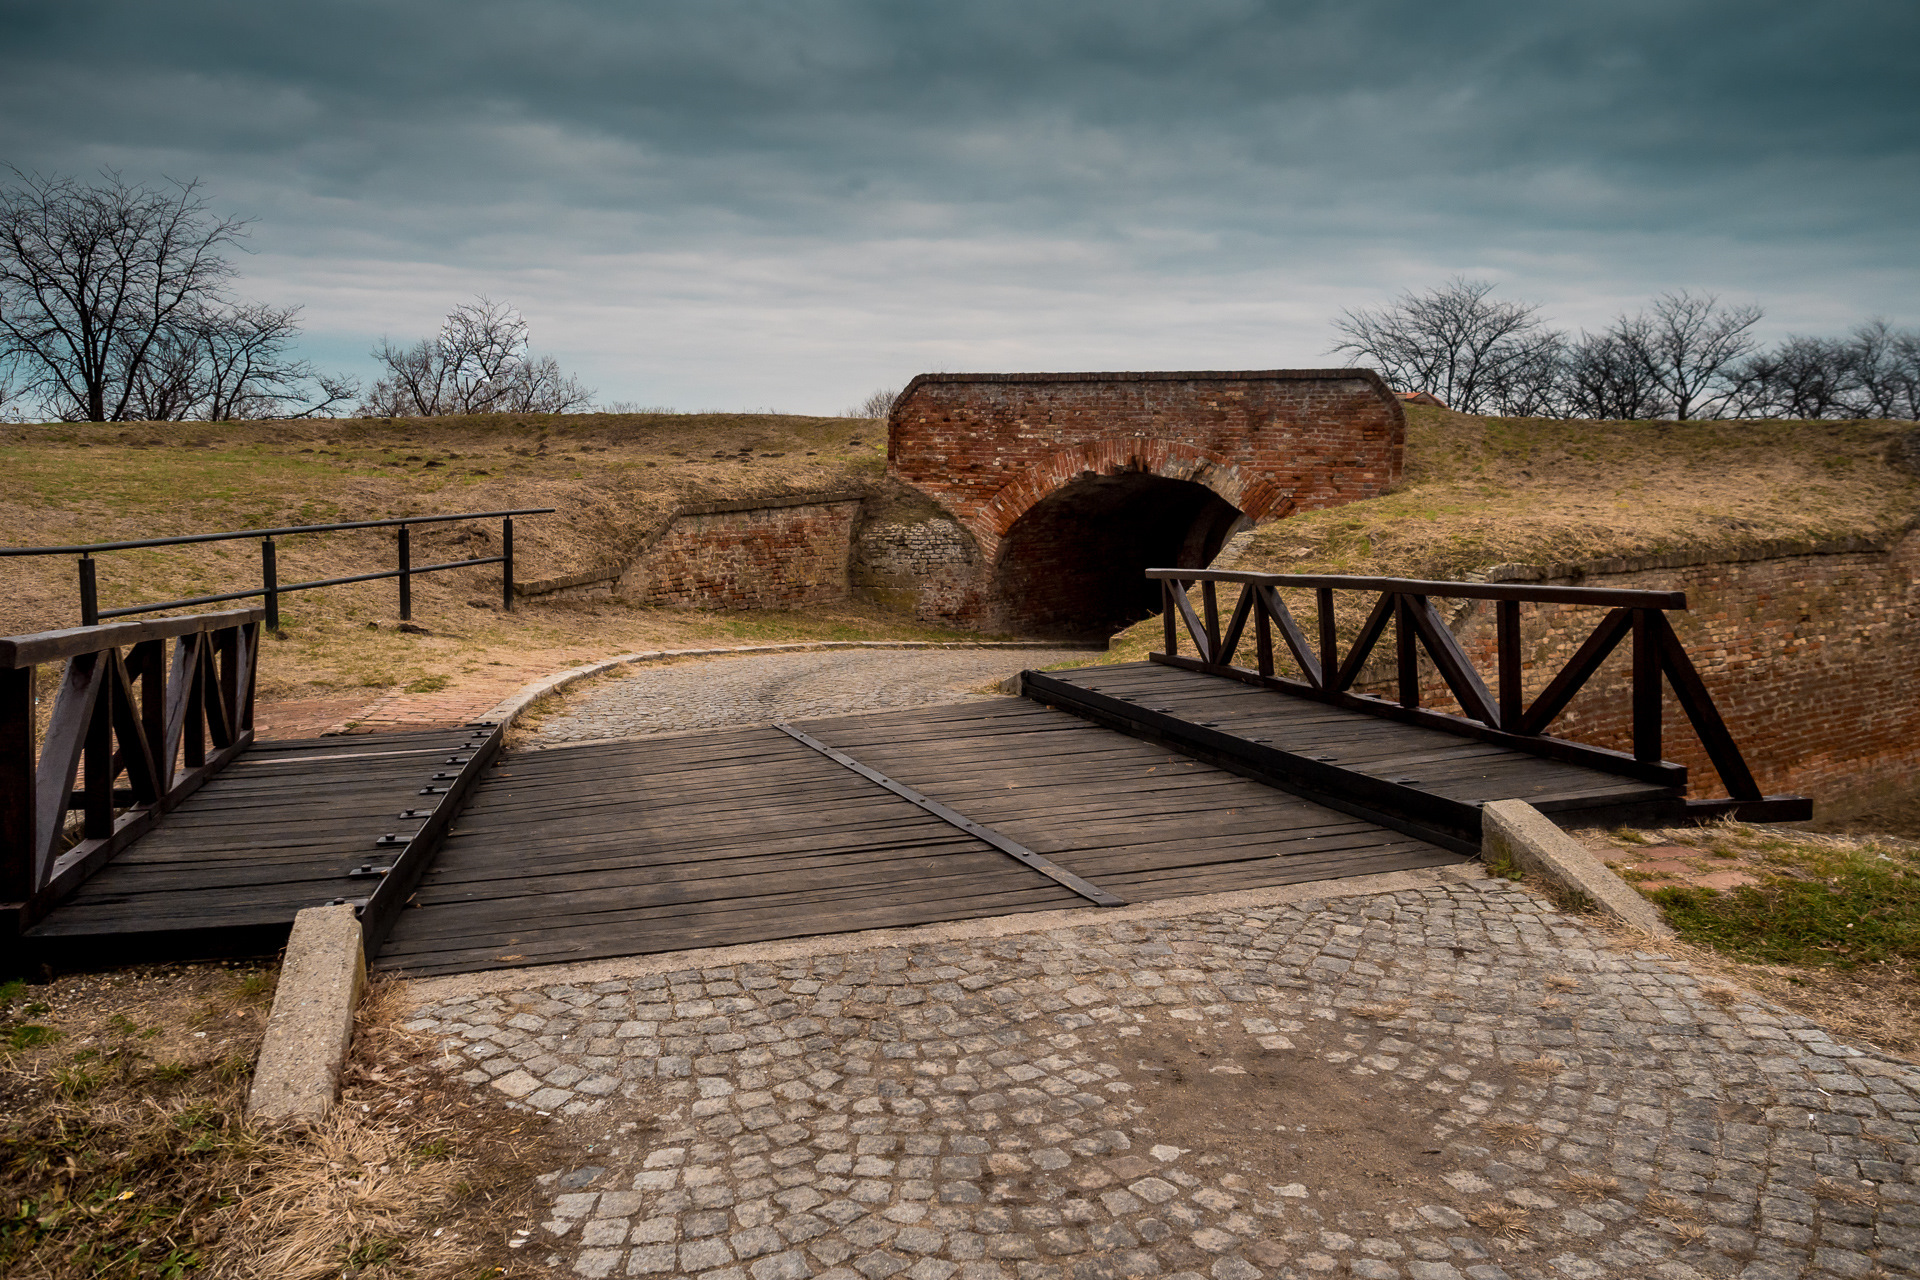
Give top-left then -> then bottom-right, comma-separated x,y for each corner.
405,871 -> 1920,1280
528,649 -> 1087,745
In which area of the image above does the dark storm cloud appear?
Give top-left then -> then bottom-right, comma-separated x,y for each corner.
0,1 -> 1913,408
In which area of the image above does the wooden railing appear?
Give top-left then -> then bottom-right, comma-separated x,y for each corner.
1,609 -> 261,933
1150,569 -> 1778,804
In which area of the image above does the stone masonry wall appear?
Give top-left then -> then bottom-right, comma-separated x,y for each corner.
1343,535 -> 1920,810
618,494 -> 862,610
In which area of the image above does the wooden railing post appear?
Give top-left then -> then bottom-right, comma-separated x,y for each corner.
1316,587 -> 1337,681
1162,581 -> 1177,656
1253,588 -> 1275,677
1496,599 -> 1522,731
1632,608 -> 1662,762
0,666 -> 34,908
1395,594 -> 1421,708
1201,581 -> 1220,658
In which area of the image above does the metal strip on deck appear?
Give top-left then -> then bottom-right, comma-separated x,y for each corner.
773,721 -> 1126,907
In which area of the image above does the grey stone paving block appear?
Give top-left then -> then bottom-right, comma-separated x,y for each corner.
405,857 -> 1920,1280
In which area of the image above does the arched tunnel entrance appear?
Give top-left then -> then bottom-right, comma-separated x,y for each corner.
988,473 -> 1248,640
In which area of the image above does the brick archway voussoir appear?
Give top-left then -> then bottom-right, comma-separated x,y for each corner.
968,438 -> 1287,549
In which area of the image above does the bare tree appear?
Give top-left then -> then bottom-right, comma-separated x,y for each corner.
1331,279 -> 1561,415
120,300 -> 355,421
0,168 -> 249,421
359,296 -> 592,416
1557,331 -> 1668,420
1613,290 -> 1762,420
1724,336 -> 1855,419
845,387 -> 899,419
1841,319 -> 1920,420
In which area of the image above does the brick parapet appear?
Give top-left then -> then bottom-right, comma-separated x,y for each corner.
888,370 -> 1404,556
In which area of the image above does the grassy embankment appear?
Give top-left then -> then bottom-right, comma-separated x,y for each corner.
1100,404 -> 1920,665
0,410 -> 977,707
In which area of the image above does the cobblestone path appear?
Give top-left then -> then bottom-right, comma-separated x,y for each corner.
405,871 -> 1920,1280
528,649 -> 1083,745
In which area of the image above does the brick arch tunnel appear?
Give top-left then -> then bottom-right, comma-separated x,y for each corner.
988,472 -> 1248,640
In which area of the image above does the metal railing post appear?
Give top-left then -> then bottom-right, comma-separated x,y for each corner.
78,556 -> 98,627
502,516 -> 515,611
261,537 -> 279,631
397,524 -> 412,621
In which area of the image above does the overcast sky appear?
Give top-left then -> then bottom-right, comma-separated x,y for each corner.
2,1 -> 1913,414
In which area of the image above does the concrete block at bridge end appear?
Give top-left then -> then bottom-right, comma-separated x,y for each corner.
246,903 -> 366,1122
1481,799 -> 1673,940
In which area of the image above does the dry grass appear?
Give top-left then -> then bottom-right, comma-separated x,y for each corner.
0,966 -> 566,1278
1642,1190 -> 1706,1222
1238,407 -> 1919,584
1512,1055 -> 1565,1077
1550,1170 -> 1621,1202
1098,407 -> 1920,669
1467,1202 -> 1532,1238
1346,1000 -> 1408,1020
1481,1119 -> 1541,1150
0,410 -> 916,705
1544,974 -> 1580,992
1815,1177 -> 1880,1206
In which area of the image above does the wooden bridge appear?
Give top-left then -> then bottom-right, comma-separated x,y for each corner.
1,572 -> 1809,978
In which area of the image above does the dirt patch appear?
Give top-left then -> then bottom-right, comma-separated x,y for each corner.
0,965 -> 576,1278
1113,1018 -> 1464,1208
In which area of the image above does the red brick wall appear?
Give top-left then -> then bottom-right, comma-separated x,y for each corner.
890,370 -> 1403,547
1343,535 -> 1920,810
887,370 -> 1405,628
617,496 -> 861,610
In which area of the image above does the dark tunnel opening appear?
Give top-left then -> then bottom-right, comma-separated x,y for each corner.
988,473 -> 1247,640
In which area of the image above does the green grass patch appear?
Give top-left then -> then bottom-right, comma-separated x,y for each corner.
1644,827 -> 1920,970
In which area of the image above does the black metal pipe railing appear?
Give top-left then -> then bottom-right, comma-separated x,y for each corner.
0,507 -> 555,555
0,508 -> 552,627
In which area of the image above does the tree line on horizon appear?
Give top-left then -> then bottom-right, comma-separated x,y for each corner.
7,171 -> 1916,426
0,169 -> 594,423
1333,279 -> 1920,422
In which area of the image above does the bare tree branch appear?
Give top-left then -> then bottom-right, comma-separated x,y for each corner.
359,296 -> 592,417
1330,278 -> 1559,415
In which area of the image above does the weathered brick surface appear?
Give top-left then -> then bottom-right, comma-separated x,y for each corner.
1354,535 -> 1920,810
620,497 -> 863,611
886,370 -> 1405,630
891,370 -> 1403,551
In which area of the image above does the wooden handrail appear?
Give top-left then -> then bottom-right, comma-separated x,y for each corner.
1144,568 -> 1688,610
1,612 -> 260,932
1149,569 -> 1767,802
0,607 -> 264,669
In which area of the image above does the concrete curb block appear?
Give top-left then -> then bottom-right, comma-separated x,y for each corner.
246,904 -> 366,1121
479,640 -> 1101,724
1482,799 -> 1673,939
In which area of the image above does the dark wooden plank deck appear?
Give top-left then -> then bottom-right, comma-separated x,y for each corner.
375,701 -> 1465,976
1029,662 -> 1682,846
25,728 -> 477,959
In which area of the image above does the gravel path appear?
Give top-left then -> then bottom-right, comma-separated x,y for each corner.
529,648 -> 1093,746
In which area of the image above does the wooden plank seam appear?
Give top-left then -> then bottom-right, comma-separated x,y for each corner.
772,723 -> 1127,908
